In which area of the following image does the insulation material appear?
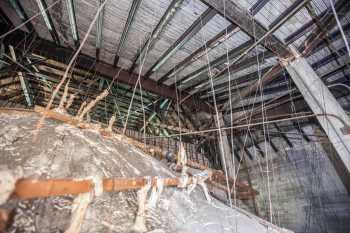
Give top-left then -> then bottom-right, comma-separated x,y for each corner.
0,168 -> 18,205
0,110 -> 293,233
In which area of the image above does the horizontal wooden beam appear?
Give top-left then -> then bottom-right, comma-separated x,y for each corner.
12,177 -> 191,200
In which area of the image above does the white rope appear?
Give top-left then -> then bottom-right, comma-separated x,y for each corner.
188,170 -> 211,203
147,178 -> 164,208
131,177 -> 152,233
36,0 -> 109,135
198,180 -> 211,203
65,192 -> 93,233
187,176 -> 198,194
123,33 -> 153,135
198,7 -> 233,208
177,173 -> 189,188
91,175 -> 104,197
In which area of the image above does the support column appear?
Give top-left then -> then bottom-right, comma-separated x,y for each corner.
286,53 -> 350,193
215,113 -> 235,177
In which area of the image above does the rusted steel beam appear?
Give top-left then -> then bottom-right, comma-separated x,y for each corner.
1,29 -> 211,113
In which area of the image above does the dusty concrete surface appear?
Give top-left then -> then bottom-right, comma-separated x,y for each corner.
237,125 -> 350,233
0,110 -> 292,233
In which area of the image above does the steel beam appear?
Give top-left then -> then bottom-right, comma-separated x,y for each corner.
160,0 -> 270,87
200,66 -> 273,97
129,0 -> 184,74
189,0 -> 310,98
250,0 -> 270,16
200,0 -> 290,57
178,40 -> 253,88
184,49 -> 274,92
266,132 -> 279,153
35,0 -> 60,44
114,0 -> 142,66
26,73 -> 151,112
95,0 -> 105,60
251,136 -> 265,158
1,29 -> 211,113
269,0 -> 308,30
6,0 -> 34,33
311,47 -> 348,70
145,7 -> 216,79
322,64 -> 348,81
65,0 -> 80,47
284,9 -> 329,45
215,47 -> 349,102
236,52 -> 350,99
158,24 -> 237,84
205,20 -> 350,98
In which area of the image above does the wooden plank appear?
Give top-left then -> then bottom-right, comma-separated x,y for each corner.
12,177 -> 191,200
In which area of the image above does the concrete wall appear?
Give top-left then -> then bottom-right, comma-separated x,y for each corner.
237,125 -> 350,233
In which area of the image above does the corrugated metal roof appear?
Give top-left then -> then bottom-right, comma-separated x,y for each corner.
139,0 -> 207,76
118,0 -> 172,69
14,0 -> 350,107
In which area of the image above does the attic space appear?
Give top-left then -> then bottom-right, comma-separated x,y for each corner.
0,0 -> 350,232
